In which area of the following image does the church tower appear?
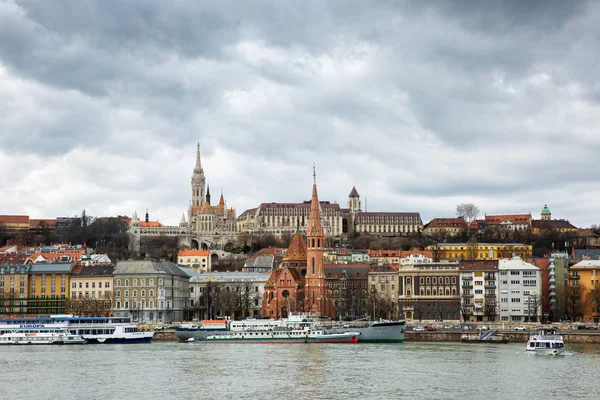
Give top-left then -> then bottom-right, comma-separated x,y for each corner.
191,143 -> 206,207
348,186 -> 361,213
541,204 -> 551,221
305,167 -> 326,316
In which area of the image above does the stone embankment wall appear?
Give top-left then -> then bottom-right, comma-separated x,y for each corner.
407,331 -> 600,343
153,330 -> 178,341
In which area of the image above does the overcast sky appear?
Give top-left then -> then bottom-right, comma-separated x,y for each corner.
1,0 -> 599,228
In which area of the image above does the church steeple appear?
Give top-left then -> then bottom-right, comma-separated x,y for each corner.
305,165 -> 327,316
190,142 -> 206,207
206,184 -> 211,205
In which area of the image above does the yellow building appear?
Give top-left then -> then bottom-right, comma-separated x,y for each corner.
570,260 -> 600,323
27,263 -> 72,315
68,265 -> 114,317
425,243 -> 532,261
0,264 -> 30,316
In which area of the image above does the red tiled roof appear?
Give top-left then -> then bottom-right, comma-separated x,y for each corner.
0,215 -> 29,224
178,250 -> 210,257
485,214 -> 531,225
458,260 -> 499,271
125,219 -> 164,227
424,217 -> 467,229
29,219 -> 57,228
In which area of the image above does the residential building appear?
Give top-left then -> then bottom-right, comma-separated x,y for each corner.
548,252 -> 570,321
113,260 -> 190,323
368,266 -> 399,320
569,260 -> 600,323
0,264 -> 30,315
177,250 -> 211,272
68,265 -> 114,317
189,272 -> 269,320
28,263 -> 72,315
458,260 -> 499,323
426,243 -> 532,261
325,263 -> 369,320
423,217 -> 467,237
498,256 -> 542,323
397,261 -> 460,322
484,214 -> 532,231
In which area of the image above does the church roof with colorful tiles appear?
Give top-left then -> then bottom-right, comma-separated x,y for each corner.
283,233 -> 307,261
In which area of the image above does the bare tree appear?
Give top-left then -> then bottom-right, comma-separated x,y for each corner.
456,203 -> 479,237
483,300 -> 497,321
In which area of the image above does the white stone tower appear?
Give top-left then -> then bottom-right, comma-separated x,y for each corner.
191,143 -> 206,207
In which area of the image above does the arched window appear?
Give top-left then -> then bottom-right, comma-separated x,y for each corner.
116,279 -> 121,287
133,279 -> 138,286
420,288 -> 424,296
149,279 -> 154,286
407,277 -> 411,285
433,288 -> 437,296
124,279 -> 129,287
452,288 -> 457,296
312,258 -> 315,275
141,278 -> 146,286
312,239 -> 315,248
426,289 -> 431,296
446,288 -> 450,296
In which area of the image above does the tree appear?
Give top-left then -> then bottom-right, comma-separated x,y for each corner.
565,283 -> 581,322
456,203 -> 479,237
465,236 -> 479,260
483,300 -> 497,321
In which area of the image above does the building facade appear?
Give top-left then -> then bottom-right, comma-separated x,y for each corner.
498,256 -> 542,323
458,260 -> 499,323
569,260 -> 600,323
426,243 -> 533,261
397,261 -> 461,322
28,263 -> 72,315
189,272 -> 268,320
113,260 -> 190,323
423,217 -> 467,238
0,264 -> 30,316
178,250 -> 211,272
68,265 -> 114,317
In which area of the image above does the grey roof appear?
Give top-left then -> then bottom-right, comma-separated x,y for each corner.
114,260 -> 188,277
190,271 -> 270,283
253,255 -> 275,269
573,249 -> 600,261
29,263 -> 73,273
73,265 -> 115,276
178,266 -> 198,277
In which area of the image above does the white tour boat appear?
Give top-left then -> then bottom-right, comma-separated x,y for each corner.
206,326 -> 360,344
0,325 -> 86,345
0,315 -> 153,344
526,327 -> 565,355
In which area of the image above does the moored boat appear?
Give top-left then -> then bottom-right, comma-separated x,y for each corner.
0,315 -> 153,344
526,327 -> 565,355
0,326 -> 86,345
206,326 -> 359,344
328,320 -> 406,343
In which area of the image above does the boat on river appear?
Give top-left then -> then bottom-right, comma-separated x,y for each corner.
176,318 -> 284,342
206,326 -> 359,344
0,326 -> 86,345
328,319 -> 406,343
0,315 -> 153,344
526,327 -> 565,355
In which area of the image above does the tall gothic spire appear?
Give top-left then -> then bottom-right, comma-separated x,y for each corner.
195,142 -> 202,170
307,166 -> 323,236
206,184 -> 211,205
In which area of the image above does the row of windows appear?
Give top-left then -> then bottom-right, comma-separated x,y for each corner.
72,281 -> 111,289
419,277 -> 457,285
116,289 -> 155,298
116,278 -> 162,287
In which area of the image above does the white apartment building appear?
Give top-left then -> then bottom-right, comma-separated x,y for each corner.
498,256 -> 542,323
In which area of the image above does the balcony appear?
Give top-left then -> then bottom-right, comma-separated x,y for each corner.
403,306 -> 414,312
485,293 -> 496,298
462,285 -> 473,289
484,284 -> 496,289
570,275 -> 580,280
462,293 -> 474,298
462,276 -> 473,281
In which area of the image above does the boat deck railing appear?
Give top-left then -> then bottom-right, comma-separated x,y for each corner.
530,334 -> 563,341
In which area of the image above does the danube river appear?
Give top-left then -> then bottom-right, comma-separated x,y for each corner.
1,342 -> 599,399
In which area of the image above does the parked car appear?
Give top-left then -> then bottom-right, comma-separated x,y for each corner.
425,326 -> 436,332
413,326 -> 425,331
514,326 -> 528,331
443,324 -> 452,330
477,326 -> 490,331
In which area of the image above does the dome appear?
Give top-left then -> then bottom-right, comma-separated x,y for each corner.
541,204 -> 551,215
283,234 -> 307,261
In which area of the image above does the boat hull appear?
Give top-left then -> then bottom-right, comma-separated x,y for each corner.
176,329 -> 230,342
85,336 -> 153,344
332,321 -> 406,343
207,336 -> 359,344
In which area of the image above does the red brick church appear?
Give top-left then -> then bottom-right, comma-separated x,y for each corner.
262,172 -> 368,319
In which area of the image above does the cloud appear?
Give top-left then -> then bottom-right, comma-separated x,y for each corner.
0,0 -> 599,229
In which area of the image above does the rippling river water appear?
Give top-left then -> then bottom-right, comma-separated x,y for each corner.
1,341 -> 599,400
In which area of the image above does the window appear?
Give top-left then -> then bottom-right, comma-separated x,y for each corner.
72,282 -> 76,288
92,282 -> 95,288
501,298 -> 508,303
511,281 -> 520,285
510,271 -> 520,276
500,271 -> 507,276
99,282 -> 102,289
511,298 -> 521,303
125,279 -> 129,286
116,280 -> 121,287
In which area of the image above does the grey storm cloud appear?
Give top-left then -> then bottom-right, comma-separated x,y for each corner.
0,0 -> 599,227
